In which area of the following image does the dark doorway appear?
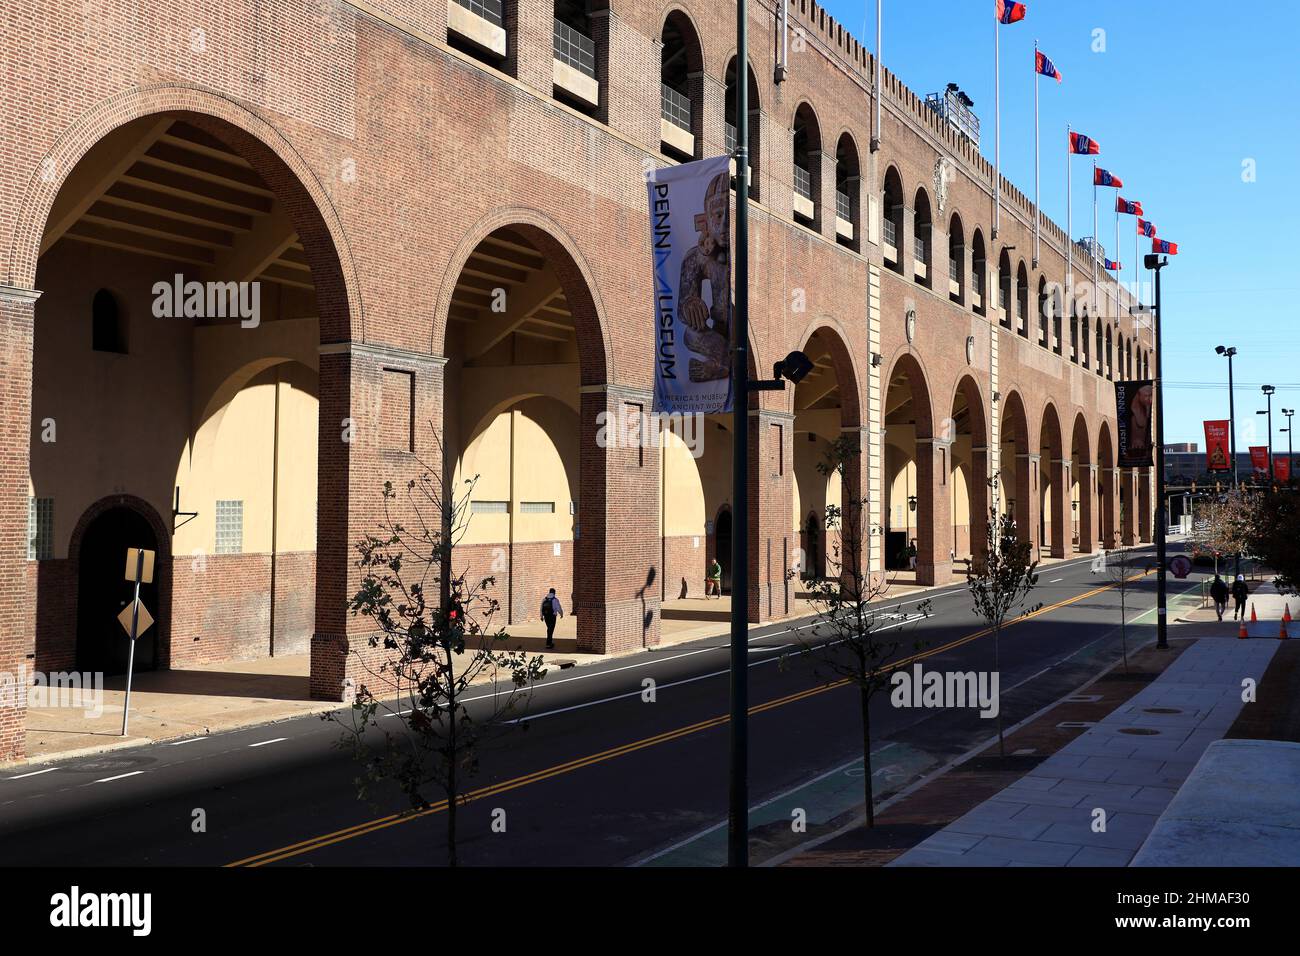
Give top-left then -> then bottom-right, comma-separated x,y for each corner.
76,507 -> 160,676
802,512 -> 823,579
714,507 -> 732,593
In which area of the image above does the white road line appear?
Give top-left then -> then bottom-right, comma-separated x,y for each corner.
93,771 -> 144,783
168,737 -> 206,746
248,738 -> 287,748
5,767 -> 58,781
1049,577 -> 1064,583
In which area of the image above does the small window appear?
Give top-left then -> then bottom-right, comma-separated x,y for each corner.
471,500 -> 509,514
92,289 -> 127,353
215,500 -> 244,554
28,497 -> 53,560
519,501 -> 555,514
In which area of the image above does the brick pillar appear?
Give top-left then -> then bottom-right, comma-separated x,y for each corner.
1138,469 -> 1153,543
1121,468 -> 1138,545
310,343 -> 446,701
901,200 -> 917,281
1049,457 -> 1069,559
814,147 -> 834,238
969,444 -> 990,566
748,410 -> 793,622
0,287 -> 37,762
916,438 -> 953,584
508,0 -> 554,90
1077,463 -> 1095,554
1100,466 -> 1118,549
692,71 -> 723,160
576,385 -> 662,653
840,426 -> 873,585
593,9 -> 657,143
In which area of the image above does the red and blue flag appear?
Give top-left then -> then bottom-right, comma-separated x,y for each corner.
997,1 -> 1027,24
1138,218 -> 1157,237
1116,197 -> 1142,216
1094,168 -> 1122,188
1104,259 -> 1121,272
1069,131 -> 1099,154
1035,50 -> 1061,82
1152,239 -> 1179,255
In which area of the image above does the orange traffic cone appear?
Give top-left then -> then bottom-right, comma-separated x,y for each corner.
1285,603 -> 1293,623
1239,619 -> 1249,640
1251,603 -> 1258,623
1281,619 -> 1290,641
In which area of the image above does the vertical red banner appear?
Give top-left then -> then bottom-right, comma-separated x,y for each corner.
1276,457 -> 1292,483
1203,420 -> 1231,472
1249,446 -> 1269,480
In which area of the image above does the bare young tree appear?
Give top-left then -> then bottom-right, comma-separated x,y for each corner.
331,444 -> 546,866
1097,540 -> 1146,673
786,436 -> 930,828
967,478 -> 1041,756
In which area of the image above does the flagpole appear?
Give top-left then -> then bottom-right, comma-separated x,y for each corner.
1115,186 -> 1121,306
1092,160 -> 1098,321
1066,123 -> 1072,299
994,10 -> 1001,240
1033,39 -> 1040,266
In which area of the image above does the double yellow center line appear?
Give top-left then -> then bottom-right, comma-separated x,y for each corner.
228,570 -> 1144,866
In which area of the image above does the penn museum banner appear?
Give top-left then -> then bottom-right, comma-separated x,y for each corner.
1114,380 -> 1155,467
646,155 -> 734,415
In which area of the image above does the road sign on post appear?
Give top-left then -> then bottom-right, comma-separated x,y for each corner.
119,548 -> 155,737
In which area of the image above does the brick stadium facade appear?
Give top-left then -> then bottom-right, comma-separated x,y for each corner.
0,0 -> 1155,760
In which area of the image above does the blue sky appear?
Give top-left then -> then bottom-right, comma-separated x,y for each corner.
816,0 -> 1300,449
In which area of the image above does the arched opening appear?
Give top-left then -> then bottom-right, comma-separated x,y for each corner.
1096,318 -> 1104,377
724,57 -> 761,199
793,326 -> 860,586
971,228 -> 987,315
1071,414 -> 1093,553
884,356 -> 935,580
714,505 -> 733,593
1098,422 -> 1117,548
913,188 -> 933,287
659,11 -> 704,160
442,224 -> 602,645
1039,403 -> 1066,559
75,503 -> 161,675
1105,325 -> 1114,379
792,103 -> 822,229
882,166 -> 905,274
1037,276 -> 1049,348
1016,261 -> 1030,338
1069,298 -> 1080,363
30,111 -> 349,690
552,0 -> 604,118
801,511 -> 824,580
947,213 -> 965,305
834,133 -> 861,251
997,248 -> 1013,329
998,390 -> 1032,551
949,376 -> 988,569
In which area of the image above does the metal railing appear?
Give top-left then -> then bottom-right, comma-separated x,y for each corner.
793,164 -> 813,202
661,84 -> 691,131
454,0 -> 503,27
835,190 -> 852,222
553,18 -> 596,79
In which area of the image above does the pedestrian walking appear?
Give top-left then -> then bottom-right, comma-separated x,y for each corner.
906,539 -> 918,572
1209,574 -> 1229,621
705,558 -> 722,598
1231,574 -> 1249,621
540,588 -> 563,649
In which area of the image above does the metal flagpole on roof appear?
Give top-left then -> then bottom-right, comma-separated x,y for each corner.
994,9 -> 1001,239
1033,39 -> 1039,265
1066,124 -> 1072,298
1092,161 -> 1098,321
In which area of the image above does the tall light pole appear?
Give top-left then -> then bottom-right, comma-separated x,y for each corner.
728,0 -> 751,870
1262,385 -> 1276,485
1283,407 -> 1294,485
1145,253 -> 1169,650
1215,346 -> 1238,488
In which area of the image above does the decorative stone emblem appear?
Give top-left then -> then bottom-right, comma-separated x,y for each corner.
934,157 -> 952,214
966,335 -> 975,365
905,307 -> 917,344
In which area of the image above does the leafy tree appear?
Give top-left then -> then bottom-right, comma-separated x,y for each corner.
1192,487 -> 1256,571
966,479 -> 1041,756
786,437 -> 930,827
331,450 -> 546,866
1245,490 -> 1300,596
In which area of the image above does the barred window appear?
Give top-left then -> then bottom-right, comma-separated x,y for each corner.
471,500 -> 509,514
28,497 -> 53,560
519,501 -> 555,514
215,500 -> 244,554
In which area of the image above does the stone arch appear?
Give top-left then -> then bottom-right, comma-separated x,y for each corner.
1039,402 -> 1066,558
948,374 -> 989,565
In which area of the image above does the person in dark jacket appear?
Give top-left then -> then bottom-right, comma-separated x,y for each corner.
1209,574 -> 1229,621
1231,575 -> 1250,621
540,588 -> 564,649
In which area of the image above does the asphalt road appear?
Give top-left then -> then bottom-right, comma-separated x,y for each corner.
0,544 -> 1195,867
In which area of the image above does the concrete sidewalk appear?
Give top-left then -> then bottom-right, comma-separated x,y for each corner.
889,593 -> 1289,867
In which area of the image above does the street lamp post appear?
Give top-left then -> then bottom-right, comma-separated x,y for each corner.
1262,385 -> 1276,486
1145,253 -> 1169,650
1214,346 -> 1238,488
1282,407 -> 1294,485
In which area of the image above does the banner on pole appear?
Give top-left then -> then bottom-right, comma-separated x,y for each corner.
647,155 -> 734,415
1115,380 -> 1155,467
1275,456 -> 1292,483
1250,446 -> 1269,480
1203,420 -> 1231,472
